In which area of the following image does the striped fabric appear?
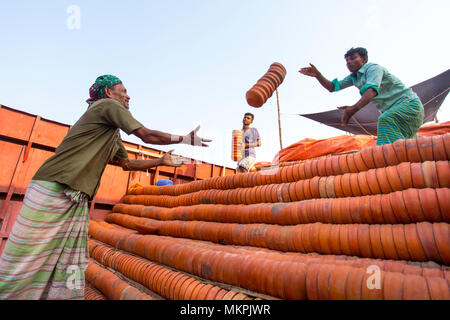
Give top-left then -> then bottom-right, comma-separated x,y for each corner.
0,180 -> 89,300
376,98 -> 424,146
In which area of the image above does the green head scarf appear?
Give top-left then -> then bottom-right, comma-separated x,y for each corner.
86,74 -> 122,106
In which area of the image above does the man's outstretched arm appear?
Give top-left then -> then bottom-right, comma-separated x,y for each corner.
132,125 -> 211,147
299,63 -> 334,92
112,149 -> 184,171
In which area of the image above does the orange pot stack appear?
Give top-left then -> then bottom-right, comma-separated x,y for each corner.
246,62 -> 287,108
231,129 -> 243,161
88,133 -> 450,300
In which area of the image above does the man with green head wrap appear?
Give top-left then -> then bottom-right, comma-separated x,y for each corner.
0,75 -> 212,300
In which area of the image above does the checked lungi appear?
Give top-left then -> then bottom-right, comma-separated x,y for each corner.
0,180 -> 89,300
376,98 -> 424,146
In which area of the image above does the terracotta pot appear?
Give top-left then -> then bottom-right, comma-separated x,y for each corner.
436,189 -> 450,222
432,223 -> 450,265
402,189 -> 424,222
388,191 -> 410,223
435,161 -> 449,188
380,225 -> 400,260
346,153 -> 359,173
404,224 -> 427,261
416,222 -> 442,263
410,162 -> 426,188
417,135 -> 434,162
329,225 -> 341,255
349,173 -> 362,197
375,168 -> 393,194
340,174 -> 353,197
386,166 -> 404,191
405,138 -> 422,163
305,263 -> 321,300
341,197 -> 354,224
311,159 -> 320,178
357,172 -> 372,196
422,161 -> 440,188
330,156 -> 342,176
246,88 -> 265,108
391,138 -> 408,163
304,160 -> 313,179
254,82 -> 272,98
391,225 -> 411,261
431,135 -> 447,161
283,262 -> 307,300
317,158 -> 327,177
330,266 -> 354,300
339,225 -> 352,256
382,272 -> 404,300
426,276 -> 450,300
331,175 -> 343,198
348,225 -> 361,257
301,224 -> 314,253
323,156 -> 334,176
372,146 -> 387,168
318,224 -> 332,254
360,147 -> 376,170
318,177 -> 328,198
317,264 -> 335,299
382,143 -> 399,166
352,152 -> 367,173
403,274 -> 430,299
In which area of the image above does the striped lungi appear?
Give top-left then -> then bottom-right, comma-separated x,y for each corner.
376,97 -> 424,146
0,180 -> 89,300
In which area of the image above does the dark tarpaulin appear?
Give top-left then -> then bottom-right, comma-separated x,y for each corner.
300,69 -> 450,136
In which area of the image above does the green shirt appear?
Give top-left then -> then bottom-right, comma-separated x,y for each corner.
332,62 -> 418,112
33,98 -> 143,198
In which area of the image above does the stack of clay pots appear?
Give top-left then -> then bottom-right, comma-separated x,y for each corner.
231,129 -> 243,161
246,62 -> 287,108
87,134 -> 450,300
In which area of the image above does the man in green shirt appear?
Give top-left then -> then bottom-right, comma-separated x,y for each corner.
0,75 -> 211,300
299,47 -> 424,145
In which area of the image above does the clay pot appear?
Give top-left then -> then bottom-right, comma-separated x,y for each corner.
403,274 -> 430,299
402,189 -> 425,222
416,222 -> 442,263
375,227 -> 396,261
331,156 -> 342,175
386,165 -> 404,191
404,224 -> 427,261
382,143 -> 399,166
375,168 -> 393,194
391,225 -> 411,261
317,264 -> 335,300
426,276 -> 450,300
333,175 -> 345,198
405,138 -> 422,162
246,88 -> 266,108
389,191 -> 410,223
340,173 -> 353,197
349,173 -> 362,197
327,265 -> 351,300
357,172 -> 371,196
305,263 -> 321,300
436,189 -> 450,222
411,162 -> 426,188
431,135 -> 447,161
372,146 -> 387,168
382,272 -> 404,300
417,136 -> 434,161
339,225 -> 352,256
432,223 -> 450,265
392,138 -> 408,163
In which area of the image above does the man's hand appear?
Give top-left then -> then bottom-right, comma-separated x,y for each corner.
337,106 -> 358,126
160,149 -> 184,167
299,63 -> 321,78
182,125 -> 212,147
